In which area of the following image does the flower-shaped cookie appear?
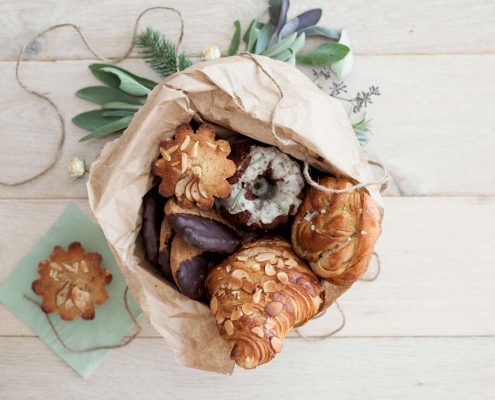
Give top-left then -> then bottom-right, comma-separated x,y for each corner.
153,123 -> 236,210
32,242 -> 112,321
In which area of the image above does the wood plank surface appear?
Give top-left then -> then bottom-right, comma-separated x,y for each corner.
1,0 -> 494,61
2,55 -> 495,198
1,336 -> 494,399
2,197 -> 494,337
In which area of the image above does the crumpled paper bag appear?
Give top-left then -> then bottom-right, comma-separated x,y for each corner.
87,54 -> 383,374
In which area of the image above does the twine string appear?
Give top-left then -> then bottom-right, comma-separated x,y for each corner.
2,6 -> 184,187
23,287 -> 141,353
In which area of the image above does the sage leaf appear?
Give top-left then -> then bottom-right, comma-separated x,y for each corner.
100,67 -> 151,96
102,101 -> 141,111
254,22 -> 274,54
289,32 -> 306,55
269,0 -> 289,44
296,43 -> 349,65
331,29 -> 354,79
279,9 -> 322,39
89,64 -> 157,90
272,48 -> 293,61
247,21 -> 263,53
228,20 -> 241,56
72,110 -> 121,131
102,110 -> 136,118
79,115 -> 133,142
76,86 -> 143,105
301,26 -> 340,41
263,32 -> 297,57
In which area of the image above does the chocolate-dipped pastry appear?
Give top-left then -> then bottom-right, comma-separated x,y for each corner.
158,217 -> 174,282
141,185 -> 165,265
165,198 -> 240,254
170,235 -> 213,301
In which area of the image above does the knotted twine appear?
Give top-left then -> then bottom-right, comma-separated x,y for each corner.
8,9 -> 386,348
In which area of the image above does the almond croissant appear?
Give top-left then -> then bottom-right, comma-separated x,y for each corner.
291,177 -> 381,287
205,238 -> 322,369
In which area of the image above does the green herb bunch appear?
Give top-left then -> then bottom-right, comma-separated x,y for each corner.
226,0 -> 351,70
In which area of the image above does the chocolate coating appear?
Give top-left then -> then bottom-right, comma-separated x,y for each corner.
168,213 -> 241,254
141,185 -> 165,264
175,253 -> 211,300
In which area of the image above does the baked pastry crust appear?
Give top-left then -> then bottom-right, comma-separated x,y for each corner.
291,177 -> 381,287
205,237 -> 322,369
153,123 -> 236,210
32,242 -> 112,321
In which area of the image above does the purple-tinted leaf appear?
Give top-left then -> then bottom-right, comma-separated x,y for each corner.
269,0 -> 289,45
280,9 -> 322,39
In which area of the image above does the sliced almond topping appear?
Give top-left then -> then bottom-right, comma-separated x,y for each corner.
270,257 -> 278,265
170,161 -> 180,167
167,144 -> 179,155
180,135 -> 191,151
80,260 -> 89,273
277,271 -> 289,285
191,165 -> 202,177
255,253 -> 276,262
56,281 -> 71,307
206,142 -> 217,150
216,312 -> 225,324
251,326 -> 264,338
265,301 -> 283,317
282,250 -> 292,259
250,262 -> 261,272
230,277 -> 243,290
185,179 -> 194,201
175,176 -> 191,197
285,258 -> 298,267
181,152 -> 188,174
264,263 -> 276,276
191,181 -> 202,202
159,147 -> 171,161
253,289 -> 262,303
231,269 -> 248,280
242,279 -> 256,294
63,262 -> 77,273
241,303 -> 255,316
277,258 -> 285,268
262,280 -> 277,293
192,140 -> 199,157
224,320 -> 234,335
226,265 -> 232,273
49,262 -> 63,271
270,336 -> 282,353
232,290 -> 241,300
64,299 -> 75,310
210,296 -> 218,314
231,307 -> 243,321
266,318 -> 276,329
236,255 -> 249,262
71,286 -> 90,310
198,181 -> 208,198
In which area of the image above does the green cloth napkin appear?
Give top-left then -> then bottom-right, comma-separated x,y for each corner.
0,203 -> 142,379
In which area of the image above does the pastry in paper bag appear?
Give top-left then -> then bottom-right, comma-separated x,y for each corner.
87,54 -> 383,374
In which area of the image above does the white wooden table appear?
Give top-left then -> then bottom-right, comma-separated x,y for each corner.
1,1 -> 495,398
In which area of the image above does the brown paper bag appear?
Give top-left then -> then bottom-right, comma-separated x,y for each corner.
87,55 -> 383,374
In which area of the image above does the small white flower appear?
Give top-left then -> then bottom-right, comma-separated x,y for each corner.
201,44 -> 221,61
68,156 -> 86,178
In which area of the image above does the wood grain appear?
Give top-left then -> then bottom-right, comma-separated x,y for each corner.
1,0 -> 494,61
1,336 -> 494,399
2,197 -> 494,337
2,55 -> 495,198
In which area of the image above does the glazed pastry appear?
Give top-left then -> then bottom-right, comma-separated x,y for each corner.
291,177 -> 381,287
170,235 -> 214,300
205,238 -> 322,369
219,144 -> 305,230
153,123 -> 236,210
32,242 -> 112,321
165,198 -> 240,254
157,217 -> 174,282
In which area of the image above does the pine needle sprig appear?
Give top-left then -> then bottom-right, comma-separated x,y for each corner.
136,27 -> 192,77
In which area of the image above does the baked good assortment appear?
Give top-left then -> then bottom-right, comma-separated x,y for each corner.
32,242 -> 112,321
143,121 -> 381,369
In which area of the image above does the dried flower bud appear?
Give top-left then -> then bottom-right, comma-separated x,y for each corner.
68,156 -> 86,178
202,44 -> 221,61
